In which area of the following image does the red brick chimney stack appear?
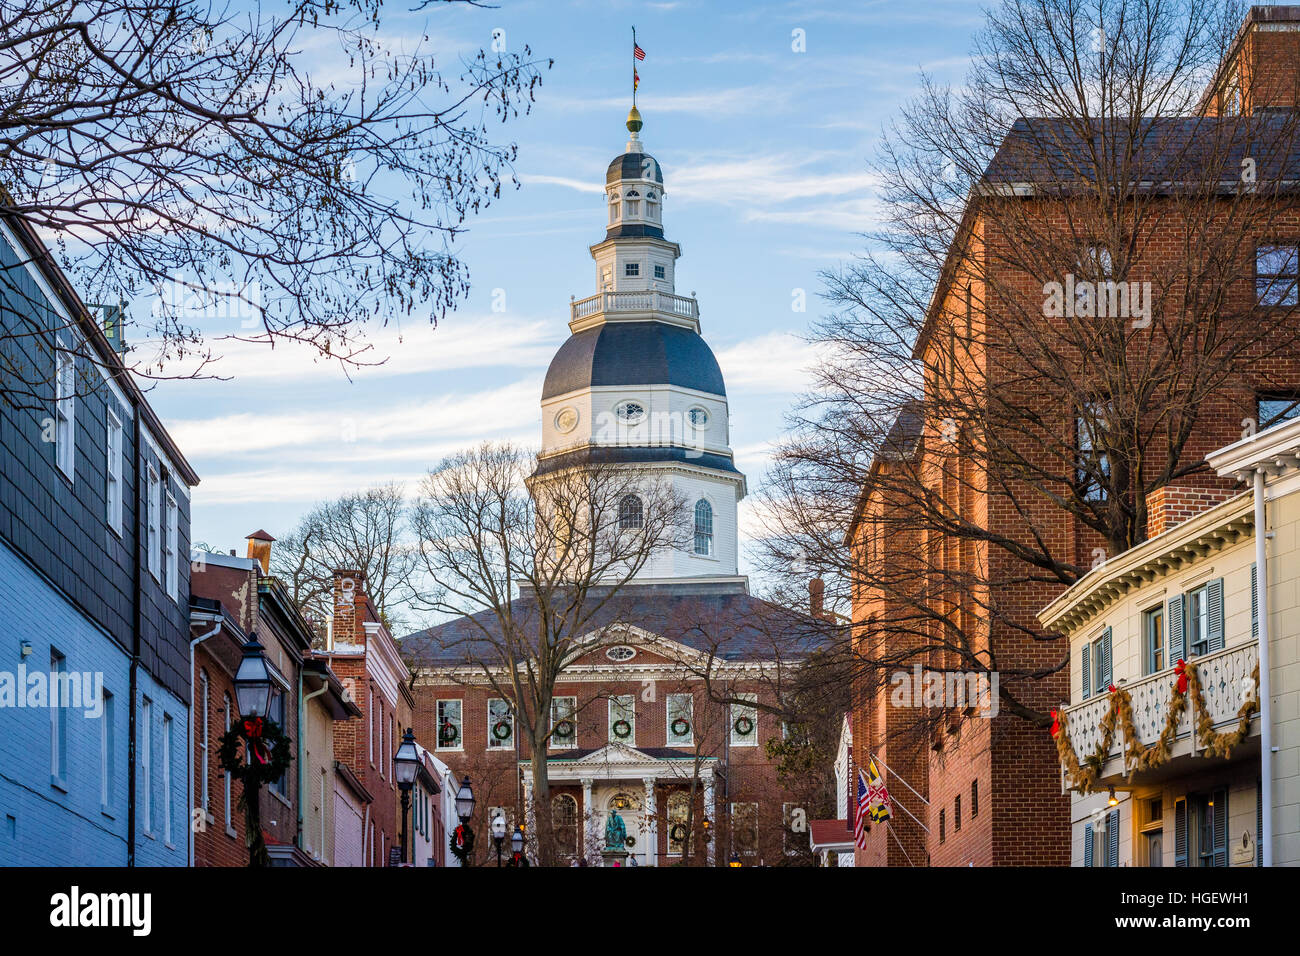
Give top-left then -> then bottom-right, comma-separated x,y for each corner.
1145,483 -> 1236,538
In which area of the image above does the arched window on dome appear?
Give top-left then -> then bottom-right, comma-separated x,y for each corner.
619,494 -> 644,530
693,499 -> 714,556
608,191 -> 619,224
645,190 -> 659,221
625,188 -> 641,217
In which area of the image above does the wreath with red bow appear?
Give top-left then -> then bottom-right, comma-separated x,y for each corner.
217,716 -> 293,789
450,823 -> 476,864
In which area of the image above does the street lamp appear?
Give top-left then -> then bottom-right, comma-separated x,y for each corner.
394,728 -> 420,865
510,824 -> 526,867
455,775 -> 475,822
233,635 -> 272,719
491,812 -> 507,867
232,635 -> 273,867
728,852 -> 742,868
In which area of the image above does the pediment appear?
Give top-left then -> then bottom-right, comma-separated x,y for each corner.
573,741 -> 656,764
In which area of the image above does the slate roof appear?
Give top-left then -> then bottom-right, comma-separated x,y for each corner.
541,320 -> 726,400
531,444 -> 742,479
607,151 -> 664,185
401,581 -> 831,667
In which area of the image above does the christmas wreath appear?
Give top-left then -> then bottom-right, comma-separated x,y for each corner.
439,721 -> 459,747
492,719 -> 513,741
612,719 -> 632,739
671,717 -> 691,737
670,823 -> 689,843
217,716 -> 293,790
733,715 -> 754,737
553,719 -> 575,741
450,823 -> 475,864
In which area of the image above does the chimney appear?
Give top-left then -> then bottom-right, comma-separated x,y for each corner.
1145,482 -> 1235,539
809,577 -> 825,620
245,529 -> 275,574
331,569 -> 366,650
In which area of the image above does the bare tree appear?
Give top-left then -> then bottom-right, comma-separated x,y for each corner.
0,0 -> 550,410
760,0 -> 1300,728
407,442 -> 687,865
272,481 -> 417,633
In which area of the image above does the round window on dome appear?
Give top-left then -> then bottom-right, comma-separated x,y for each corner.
615,401 -> 646,424
554,407 -> 579,434
687,407 -> 709,429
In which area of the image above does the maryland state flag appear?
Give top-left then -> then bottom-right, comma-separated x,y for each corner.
866,758 -> 893,823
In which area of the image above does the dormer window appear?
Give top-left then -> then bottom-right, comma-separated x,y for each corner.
625,189 -> 640,217
646,191 -> 659,221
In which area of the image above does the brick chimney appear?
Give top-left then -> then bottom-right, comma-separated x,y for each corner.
245,529 -> 275,574
331,569 -> 366,650
1145,483 -> 1235,538
809,577 -> 825,619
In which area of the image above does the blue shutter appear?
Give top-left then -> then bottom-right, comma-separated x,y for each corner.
1251,564 -> 1259,639
1100,628 -> 1113,689
1084,824 -> 1094,867
1168,594 -> 1185,663
1212,788 -> 1228,867
1082,643 -> 1092,699
1108,808 -> 1120,867
1206,578 -> 1225,653
1174,799 -> 1188,867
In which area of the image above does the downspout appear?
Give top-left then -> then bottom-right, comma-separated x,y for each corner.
188,614 -> 223,867
1254,468 -> 1274,867
127,401 -> 142,867
299,676 -> 327,854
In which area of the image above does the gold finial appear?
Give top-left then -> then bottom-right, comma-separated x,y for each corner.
626,105 -> 643,134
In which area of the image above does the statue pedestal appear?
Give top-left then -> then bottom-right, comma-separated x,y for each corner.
600,847 -> 629,868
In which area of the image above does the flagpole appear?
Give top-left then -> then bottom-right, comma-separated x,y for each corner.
632,25 -> 637,107
868,751 -> 930,806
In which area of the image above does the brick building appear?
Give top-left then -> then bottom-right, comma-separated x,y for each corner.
848,5 -> 1300,867
402,107 -> 829,866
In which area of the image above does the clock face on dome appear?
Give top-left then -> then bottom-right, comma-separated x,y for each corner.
555,407 -> 579,434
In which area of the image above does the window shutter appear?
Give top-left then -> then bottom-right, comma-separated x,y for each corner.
1084,824 -> 1094,867
1082,643 -> 1092,700
1108,808 -> 1120,868
1206,578 -> 1225,653
1174,799 -> 1188,868
1168,594 -> 1185,663
1251,564 -> 1259,639
1100,628 -> 1113,689
1212,788 -> 1228,867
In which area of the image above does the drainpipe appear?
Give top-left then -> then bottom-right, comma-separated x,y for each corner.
299,674 -> 327,855
188,614 -> 223,867
127,401 -> 142,867
1254,468 -> 1274,867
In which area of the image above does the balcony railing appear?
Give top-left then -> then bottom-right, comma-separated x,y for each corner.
570,290 -> 699,323
1063,639 -> 1259,777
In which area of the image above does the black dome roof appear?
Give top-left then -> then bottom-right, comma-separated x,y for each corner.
542,321 -> 726,400
607,151 -> 664,185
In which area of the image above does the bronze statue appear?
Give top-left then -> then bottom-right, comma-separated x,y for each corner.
604,809 -> 627,849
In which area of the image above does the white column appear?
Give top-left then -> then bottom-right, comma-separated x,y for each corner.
522,775 -> 537,865
642,776 -> 657,867
581,778 -> 596,864
704,775 -> 716,866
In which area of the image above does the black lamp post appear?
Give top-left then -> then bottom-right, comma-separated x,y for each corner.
233,635 -> 273,867
510,823 -> 526,867
491,812 -> 507,867
454,775 -> 475,866
394,728 -> 420,865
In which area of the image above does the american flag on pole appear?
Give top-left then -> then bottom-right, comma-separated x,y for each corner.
634,42 -> 646,60
854,769 -> 871,848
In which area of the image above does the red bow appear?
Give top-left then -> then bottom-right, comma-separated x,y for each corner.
243,717 -> 269,765
454,824 -> 467,849
1049,709 -> 1060,737
1108,684 -> 1117,694
1173,659 -> 1188,695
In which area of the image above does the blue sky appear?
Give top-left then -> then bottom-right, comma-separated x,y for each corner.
147,0 -> 979,564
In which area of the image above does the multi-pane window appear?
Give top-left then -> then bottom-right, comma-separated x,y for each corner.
1257,394 -> 1300,430
618,494 -> 644,530
693,499 -> 714,556
1076,403 -> 1111,501
731,802 -> 758,855
667,792 -> 691,855
54,345 -> 75,479
608,695 -> 635,744
971,779 -> 979,817
666,693 -> 694,745
141,697 -> 153,833
624,262 -> 640,277
1186,584 -> 1210,657
552,795 -> 579,860
50,649 -> 67,785
730,693 -> 757,746
162,713 -> 173,844
1143,604 -> 1165,675
268,688 -> 287,795
198,671 -> 210,813
223,694 -> 233,833
550,696 -> 577,748
105,409 -> 123,532
488,698 -> 513,749
437,699 -> 462,751
146,465 -> 161,580
101,690 -> 115,813
653,263 -> 665,279
164,493 -> 179,601
1256,244 -> 1299,306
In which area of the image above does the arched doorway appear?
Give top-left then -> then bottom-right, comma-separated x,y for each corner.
603,789 -> 644,864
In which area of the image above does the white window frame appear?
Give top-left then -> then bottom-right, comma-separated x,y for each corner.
164,492 -> 179,601
693,498 -> 714,556
198,671 -> 210,814
54,343 -> 75,480
436,699 -> 463,752
730,693 -> 758,747
550,696 -> 577,749
100,689 -> 115,813
141,697 -> 153,834
624,261 -> 640,277
487,698 -> 514,750
146,465 -> 161,580
609,694 -> 636,746
162,713 -> 173,846
666,693 -> 694,746
105,408 -> 123,534
50,649 -> 67,787
223,693 -> 234,836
